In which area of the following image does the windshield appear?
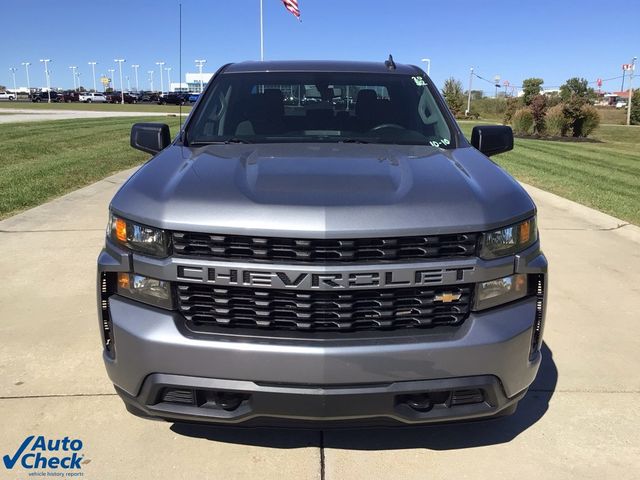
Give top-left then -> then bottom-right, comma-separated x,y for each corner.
187,72 -> 454,147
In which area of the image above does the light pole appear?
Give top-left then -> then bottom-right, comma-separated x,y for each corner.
465,67 -> 473,116
493,74 -> 501,99
165,66 -> 172,92
69,66 -> 78,91
39,59 -> 52,103
627,56 -> 637,126
421,58 -> 431,76
148,70 -> 154,92
114,59 -> 126,104
22,62 -> 31,93
131,64 -> 140,92
195,59 -> 206,93
126,75 -> 131,92
88,61 -> 97,92
9,67 -> 17,97
75,71 -> 82,91
156,61 -> 165,93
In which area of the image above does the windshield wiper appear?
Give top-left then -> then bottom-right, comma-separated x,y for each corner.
190,138 -> 253,145
338,138 -> 370,144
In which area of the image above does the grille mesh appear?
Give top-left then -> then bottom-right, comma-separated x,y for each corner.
172,232 -> 478,263
177,283 -> 472,332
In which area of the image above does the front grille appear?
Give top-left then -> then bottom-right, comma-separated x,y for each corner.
172,232 -> 478,263
177,283 -> 472,332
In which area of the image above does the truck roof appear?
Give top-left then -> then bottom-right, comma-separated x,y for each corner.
223,60 -> 421,75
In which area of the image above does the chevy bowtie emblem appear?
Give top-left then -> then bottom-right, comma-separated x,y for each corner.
434,292 -> 462,303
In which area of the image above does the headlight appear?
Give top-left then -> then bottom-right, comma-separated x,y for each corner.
108,212 -> 169,257
479,217 -> 537,259
474,273 -> 527,310
117,273 -> 173,309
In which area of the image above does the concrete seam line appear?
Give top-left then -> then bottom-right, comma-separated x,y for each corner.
0,393 -> 119,400
0,228 -> 105,233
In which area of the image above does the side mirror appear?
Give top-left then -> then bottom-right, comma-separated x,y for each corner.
130,123 -> 171,155
471,125 -> 514,157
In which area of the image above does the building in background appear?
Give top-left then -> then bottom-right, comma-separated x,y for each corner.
169,72 -> 214,92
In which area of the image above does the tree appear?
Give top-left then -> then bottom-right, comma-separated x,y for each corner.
442,77 -> 464,116
630,89 -> 640,125
0,85 -> 6,92
522,78 -> 544,105
559,77 -> 595,104
530,94 -> 547,134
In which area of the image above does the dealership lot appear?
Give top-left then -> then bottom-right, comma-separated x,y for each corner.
0,169 -> 638,479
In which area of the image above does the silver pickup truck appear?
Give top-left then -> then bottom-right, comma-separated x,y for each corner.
97,58 -> 548,426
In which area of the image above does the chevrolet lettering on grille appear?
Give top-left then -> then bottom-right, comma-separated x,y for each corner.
175,265 -> 475,290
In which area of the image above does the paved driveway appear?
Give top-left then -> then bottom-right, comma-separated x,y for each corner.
0,169 -> 638,479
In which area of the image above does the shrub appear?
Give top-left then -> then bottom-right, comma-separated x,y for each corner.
545,104 -> 569,136
511,107 -> 534,135
522,78 -> 544,106
631,89 -> 640,125
442,77 -> 464,116
503,97 -> 520,125
530,94 -> 547,134
579,104 -> 600,137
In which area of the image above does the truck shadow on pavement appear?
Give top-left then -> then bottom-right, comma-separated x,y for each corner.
171,342 -> 557,451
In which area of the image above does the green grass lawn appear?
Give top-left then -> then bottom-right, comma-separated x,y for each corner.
1,116 -> 638,224
0,116 -> 181,219
460,123 -> 640,225
0,101 -> 191,114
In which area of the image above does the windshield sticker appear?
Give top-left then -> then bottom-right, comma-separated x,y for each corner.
412,76 -> 426,86
429,138 -> 451,148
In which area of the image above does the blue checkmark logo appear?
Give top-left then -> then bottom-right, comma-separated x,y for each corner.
3,435 -> 34,469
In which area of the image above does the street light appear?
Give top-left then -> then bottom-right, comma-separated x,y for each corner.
493,74 -> 501,98
39,59 -> 52,103
9,67 -> 17,97
147,70 -> 154,92
421,58 -> 431,76
465,67 -> 474,116
114,59 -> 126,104
88,61 -> 97,92
155,61 -> 165,93
131,64 -> 140,92
627,56 -> 637,127
21,62 -> 31,93
165,66 -> 172,92
195,59 -> 206,93
69,66 -> 78,91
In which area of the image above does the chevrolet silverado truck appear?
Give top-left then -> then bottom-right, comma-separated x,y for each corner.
97,59 -> 547,426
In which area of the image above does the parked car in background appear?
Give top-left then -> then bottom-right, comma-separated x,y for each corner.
106,92 -> 137,104
158,92 -> 189,105
62,91 -> 81,102
139,92 -> 160,103
30,91 -> 60,102
0,91 -> 16,101
188,93 -> 200,103
79,92 -> 107,103
615,101 -> 627,109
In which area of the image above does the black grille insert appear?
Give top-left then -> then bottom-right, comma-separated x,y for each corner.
177,283 -> 472,332
172,232 -> 478,263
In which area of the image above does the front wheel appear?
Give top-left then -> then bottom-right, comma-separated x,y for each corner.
87,99 -> 92,103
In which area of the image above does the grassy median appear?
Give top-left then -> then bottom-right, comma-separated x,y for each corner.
0,101 -> 192,114
460,124 -> 640,225
0,116 -> 181,219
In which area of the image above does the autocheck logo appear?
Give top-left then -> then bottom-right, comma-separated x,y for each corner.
3,435 -> 88,473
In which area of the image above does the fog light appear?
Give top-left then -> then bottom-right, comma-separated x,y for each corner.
117,273 -> 173,309
474,274 -> 528,310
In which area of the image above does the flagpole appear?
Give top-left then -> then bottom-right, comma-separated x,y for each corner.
260,0 -> 264,61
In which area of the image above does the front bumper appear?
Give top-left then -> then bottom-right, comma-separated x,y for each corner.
103,293 -> 541,425
98,242 -> 547,425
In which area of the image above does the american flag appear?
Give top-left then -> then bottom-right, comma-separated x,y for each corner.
281,0 -> 300,19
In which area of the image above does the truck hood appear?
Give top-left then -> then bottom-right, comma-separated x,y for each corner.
111,143 -> 535,237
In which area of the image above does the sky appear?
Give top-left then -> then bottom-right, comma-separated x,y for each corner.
1,0 -> 639,93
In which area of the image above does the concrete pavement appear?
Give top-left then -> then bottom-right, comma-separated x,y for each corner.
1,169 -> 639,479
